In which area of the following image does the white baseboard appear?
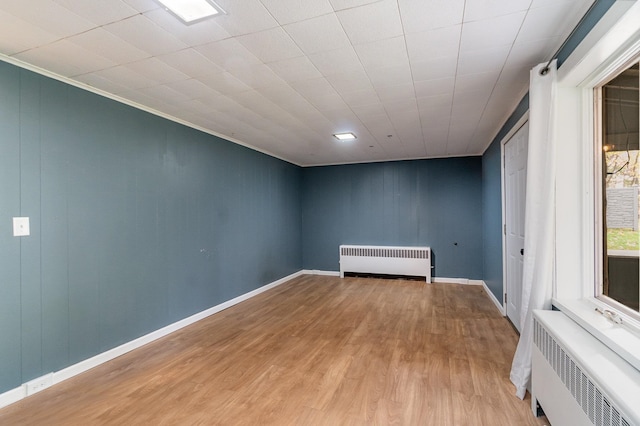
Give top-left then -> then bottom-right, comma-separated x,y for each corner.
433,277 -> 483,285
0,386 -> 25,409
0,270 -> 303,410
302,269 -> 340,276
481,280 -> 506,315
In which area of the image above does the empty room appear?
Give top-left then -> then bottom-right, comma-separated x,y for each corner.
1,0 -> 639,425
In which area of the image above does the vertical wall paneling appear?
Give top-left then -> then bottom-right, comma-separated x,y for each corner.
0,61 -> 302,395
0,62 -> 23,391
482,138 -> 506,302
302,158 -> 483,279
19,71 -> 43,382
40,78 -> 71,374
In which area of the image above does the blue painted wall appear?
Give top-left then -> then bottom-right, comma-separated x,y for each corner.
481,140 -> 503,303
481,95 -> 529,302
480,0 -> 616,304
302,158 -> 483,279
0,61 -> 302,394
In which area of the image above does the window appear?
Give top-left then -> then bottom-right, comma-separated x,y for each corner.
596,59 -> 640,316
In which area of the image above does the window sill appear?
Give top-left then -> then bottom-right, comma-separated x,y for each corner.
553,297 -> 640,372
608,250 -> 640,258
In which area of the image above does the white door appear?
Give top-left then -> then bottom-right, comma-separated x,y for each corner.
505,122 -> 528,332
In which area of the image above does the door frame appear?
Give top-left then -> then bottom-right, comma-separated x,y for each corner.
501,112 -> 530,318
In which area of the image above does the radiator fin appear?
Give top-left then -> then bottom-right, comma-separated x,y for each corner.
340,246 -> 430,259
339,245 -> 432,283
533,319 -> 632,426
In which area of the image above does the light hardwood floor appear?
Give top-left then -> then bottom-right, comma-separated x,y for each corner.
0,275 -> 548,425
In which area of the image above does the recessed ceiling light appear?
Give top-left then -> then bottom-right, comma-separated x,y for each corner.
333,132 -> 357,141
155,0 -> 225,24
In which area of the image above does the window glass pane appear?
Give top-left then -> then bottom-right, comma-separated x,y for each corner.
601,61 -> 640,312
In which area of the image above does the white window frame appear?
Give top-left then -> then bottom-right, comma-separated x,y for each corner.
552,0 -> 640,372
594,57 -> 640,320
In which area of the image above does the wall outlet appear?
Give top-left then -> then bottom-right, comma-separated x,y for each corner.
13,217 -> 30,236
24,373 -> 54,396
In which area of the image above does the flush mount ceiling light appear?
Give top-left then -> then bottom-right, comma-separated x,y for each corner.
333,132 -> 357,141
155,0 -> 225,25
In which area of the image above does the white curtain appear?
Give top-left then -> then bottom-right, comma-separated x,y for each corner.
509,60 -> 557,399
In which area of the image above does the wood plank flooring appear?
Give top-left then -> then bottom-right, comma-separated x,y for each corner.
0,275 -> 548,425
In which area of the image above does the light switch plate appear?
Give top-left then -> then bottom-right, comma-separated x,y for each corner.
13,217 -> 30,236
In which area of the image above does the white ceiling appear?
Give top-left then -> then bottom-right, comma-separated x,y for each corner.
0,0 -> 593,166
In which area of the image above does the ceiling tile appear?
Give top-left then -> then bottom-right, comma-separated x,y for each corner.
14,40 -> 115,77
75,73 -> 132,94
364,116 -> 396,136
213,0 -> 279,36
0,10 -> 58,55
291,77 -> 338,99
421,109 -> 452,129
268,56 -> 323,83
454,71 -> 499,95
337,0 -> 403,45
195,71 -> 253,95
193,93 -> 233,111
401,144 -> 428,158
414,77 -> 455,98
53,0 -> 138,26
517,2 -> 584,45
284,14 -> 352,55
143,9 -> 230,46
122,0 -> 160,13
118,89 -> 166,110
376,84 -> 416,103
457,45 -> 511,76
308,47 -> 364,76
341,89 -> 381,108
399,0 -> 464,34
388,106 -> 422,126
384,98 -> 419,120
260,0 -> 334,25
326,70 -> 374,93
125,58 -> 190,85
459,12 -> 526,52
195,38 -> 262,72
367,65 -> 413,88
256,83 -> 314,108
463,0 -> 531,22
68,28 -> 150,65
329,0 -> 379,11
237,27 -> 303,63
422,125 -> 450,146
0,0 -> 593,166
234,90 -> 291,121
138,84 -> 192,105
104,15 -> 187,56
506,38 -> 557,70
411,56 -> 457,81
417,93 -> 453,113
232,64 -> 286,90
352,103 -> 387,120
0,0 -> 95,38
157,48 -> 225,78
451,94 -> 488,118
164,79 -> 220,100
405,25 -> 462,63
321,106 -> 360,126
355,37 -> 409,71
92,66 -> 160,91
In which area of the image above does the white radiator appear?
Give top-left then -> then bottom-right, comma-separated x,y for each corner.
339,245 -> 431,283
532,310 -> 640,426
